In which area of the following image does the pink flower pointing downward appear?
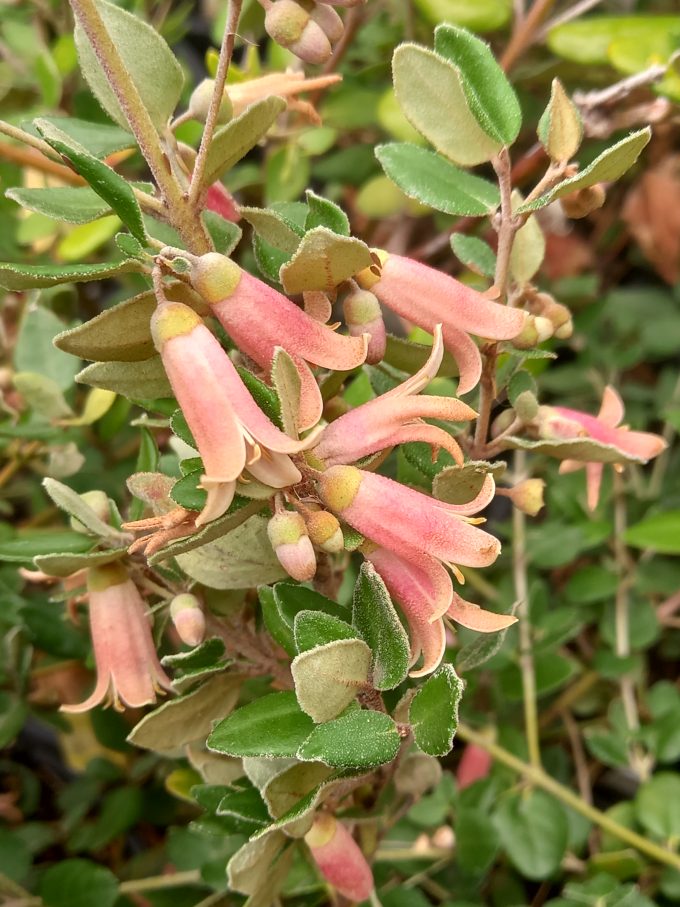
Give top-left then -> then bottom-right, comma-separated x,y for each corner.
62,564 -> 172,713
356,251 -> 529,395
311,324 -> 476,467
188,253 -> 368,431
152,302 -> 320,526
538,386 -> 666,510
305,813 -> 374,903
317,466 -> 511,675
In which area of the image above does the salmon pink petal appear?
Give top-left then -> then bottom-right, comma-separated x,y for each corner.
292,355 -> 324,431
457,743 -> 493,789
366,547 -> 453,623
246,451 -> 302,488
196,480 -> 236,527
447,592 -> 517,632
598,385 -> 624,427
442,325 -> 484,395
558,459 -> 583,475
585,462 -> 604,511
381,323 -> 446,399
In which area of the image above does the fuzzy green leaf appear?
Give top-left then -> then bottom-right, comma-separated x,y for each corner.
208,691 -> 315,758
410,664 -> 464,756
352,562 -> 410,690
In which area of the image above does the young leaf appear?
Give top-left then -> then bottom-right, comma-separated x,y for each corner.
24,116 -> 133,159
518,128 -> 651,213
393,44 -> 503,166
271,347 -> 301,438
494,790 -> 569,879
377,143 -> 500,216
54,292 -> 156,362
35,119 -> 147,244
127,673 -> 242,753
0,259 -> 141,291
13,372 -> 73,420
74,0 -> 184,131
433,25 -> 522,146
76,356 -> 172,400
509,192 -> 545,284
203,97 -> 287,187
298,709 -> 401,769
291,638 -> 372,723
42,478 -> 123,541
305,190 -> 350,236
280,227 -> 373,294
409,663 -> 464,756
208,691 -> 315,758
537,78 -> 583,163
0,531 -> 94,565
451,234 -> 497,278
239,205 -> 304,253
352,562 -> 410,690
6,186 -> 112,225
294,611 -> 358,653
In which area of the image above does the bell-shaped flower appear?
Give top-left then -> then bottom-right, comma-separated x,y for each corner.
187,253 -> 368,431
310,324 -> 476,468
62,564 -> 172,713
151,301 -> 319,526
366,545 -> 516,677
538,386 -> 666,510
356,251 -> 529,395
305,813 -> 374,903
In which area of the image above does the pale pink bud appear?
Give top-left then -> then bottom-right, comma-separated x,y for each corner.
170,593 -> 206,647
188,79 -> 233,125
267,510 -> 317,581
456,743 -> 492,789
69,490 -> 110,534
205,182 -> 240,223
512,314 -> 554,349
264,0 -> 332,65
503,478 -> 545,517
526,292 -> 573,340
343,289 -> 386,364
513,389 -> 539,423
310,2 -> 344,43
305,509 -> 344,553
305,813 -> 374,902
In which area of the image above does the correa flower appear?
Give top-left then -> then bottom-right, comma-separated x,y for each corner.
538,386 -> 667,510
186,253 -> 369,431
305,813 -> 374,903
317,465 -> 511,675
62,563 -> 172,713
356,250 -> 529,395
228,71 -> 342,123
151,301 -> 320,526
310,324 -> 476,468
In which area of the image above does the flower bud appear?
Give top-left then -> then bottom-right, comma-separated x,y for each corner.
306,510 -> 344,553
490,408 -> 516,439
170,593 -> 206,647
513,389 -> 539,423
188,79 -> 233,125
504,478 -> 545,516
70,490 -> 110,534
310,2 -> 344,43
305,813 -> 374,902
263,0 -> 332,65
343,289 -> 386,364
527,292 -> 573,340
511,314 -> 553,349
456,743 -> 492,790
267,510 -> 317,582
560,183 -> 606,219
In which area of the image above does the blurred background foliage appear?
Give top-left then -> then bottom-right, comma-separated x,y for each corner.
1,1 -> 680,906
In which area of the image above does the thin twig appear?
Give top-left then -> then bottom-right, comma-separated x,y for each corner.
537,0 -> 605,40
501,0 -> 557,72
189,0 -> 243,206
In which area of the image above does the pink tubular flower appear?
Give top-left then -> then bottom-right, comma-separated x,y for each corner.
311,324 -> 476,467
151,301 -> 319,526
205,181 -> 240,223
62,564 -> 172,713
356,251 -> 529,395
188,253 -> 368,431
317,466 -> 510,674
305,813 -> 374,902
456,743 -> 493,790
538,386 -> 667,510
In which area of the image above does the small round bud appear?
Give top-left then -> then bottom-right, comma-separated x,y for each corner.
316,465 -> 362,514
528,293 -> 573,340
490,409 -> 515,439
560,183 -> 606,219
513,389 -> 539,423
504,478 -> 545,517
189,252 -> 242,306
512,314 -> 554,350
343,289 -> 386,364
70,490 -> 111,534
188,79 -> 233,125
170,593 -> 206,647
306,510 -> 344,553
267,510 -> 316,582
264,0 -> 332,65
310,2 -> 344,42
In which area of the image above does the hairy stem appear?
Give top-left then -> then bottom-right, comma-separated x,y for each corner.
457,722 -> 680,871
513,449 -> 541,769
68,0 -> 208,252
189,0 -> 243,205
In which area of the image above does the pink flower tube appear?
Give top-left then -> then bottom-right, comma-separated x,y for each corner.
356,251 -> 529,395
152,301 -> 319,526
311,324 -> 476,467
62,563 -> 172,713
538,386 -> 666,510
305,813 -> 374,902
188,253 -> 369,431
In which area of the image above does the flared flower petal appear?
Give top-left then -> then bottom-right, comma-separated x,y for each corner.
318,466 -> 500,569
62,564 -> 171,713
189,254 -> 368,430
447,592 -> 517,632
312,325 -> 476,466
357,252 -> 528,394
